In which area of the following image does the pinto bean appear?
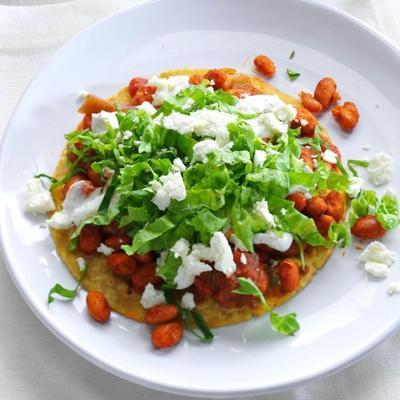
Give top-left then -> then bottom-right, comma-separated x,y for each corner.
106,253 -> 136,276
86,291 -> 111,323
279,258 -> 300,292
314,214 -> 335,236
287,192 -> 307,211
128,77 -> 148,97
134,252 -> 156,264
253,54 -> 276,78
62,174 -> 86,197
351,216 -> 386,239
314,77 -> 339,110
305,196 -> 328,218
151,321 -> 183,349
87,164 -> 104,187
204,69 -> 230,90
104,234 -> 131,251
332,102 -> 359,131
78,94 -> 115,114
272,241 -> 307,259
325,191 -> 345,221
78,224 -> 102,254
131,262 -> 162,292
145,304 -> 179,324
300,92 -> 323,114
102,221 -> 123,236
189,74 -> 203,85
291,108 -> 318,137
131,86 -> 156,106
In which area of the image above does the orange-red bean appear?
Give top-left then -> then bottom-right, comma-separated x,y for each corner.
86,291 -> 110,323
351,216 -> 386,239
314,214 -> 335,236
151,321 -> 183,349
104,234 -> 131,251
332,101 -> 359,131
106,253 -> 136,276
78,94 -> 115,114
287,192 -> 307,211
279,259 -> 300,292
78,224 -> 102,254
145,304 -> 179,324
314,77 -> 339,110
253,54 -> 276,78
325,191 -> 345,222
305,196 -> 328,218
300,92 -> 323,114
128,77 -> 148,97
204,69 -> 230,90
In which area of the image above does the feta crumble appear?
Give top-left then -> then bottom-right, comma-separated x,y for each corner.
253,150 -> 267,168
140,283 -> 166,309
147,75 -> 190,106
322,149 -> 337,164
209,232 -> 236,276
151,172 -> 186,211
346,176 -> 364,198
362,143 -> 372,151
136,101 -> 157,115
25,178 -> 55,214
77,90 -> 89,101
254,200 -> 275,227
240,253 -> 247,265
181,292 -> 196,310
364,261 -> 389,278
172,158 -> 186,172
367,151 -> 392,186
47,181 -> 104,229
387,282 -> 400,295
97,243 -> 115,256
192,139 -> 220,161
253,231 -> 293,252
357,241 -> 396,266
76,257 -> 86,272
91,111 -> 119,134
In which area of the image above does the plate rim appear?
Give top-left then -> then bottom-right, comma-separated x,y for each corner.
1,0 -> 400,397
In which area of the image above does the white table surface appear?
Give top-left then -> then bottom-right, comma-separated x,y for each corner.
1,1 -> 399,399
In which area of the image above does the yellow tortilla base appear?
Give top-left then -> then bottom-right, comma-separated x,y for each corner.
50,68 -> 339,328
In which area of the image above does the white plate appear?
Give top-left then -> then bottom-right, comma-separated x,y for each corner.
1,0 -> 400,397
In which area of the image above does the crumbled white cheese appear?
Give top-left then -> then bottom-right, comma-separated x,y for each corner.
234,94 -> 287,114
280,208 -> 287,216
136,101 -> 157,115
346,176 -> 364,198
357,241 -> 396,266
172,158 -> 186,172
181,292 -> 196,310
254,200 -> 275,227
76,257 -> 86,272
147,75 -> 190,106
387,282 -> 400,295
91,111 -> 119,134
253,231 -> 293,252
151,172 -> 186,211
97,243 -> 115,256
192,139 -> 220,161
163,109 -> 236,146
253,149 -> 267,168
170,238 -> 191,258
364,261 -> 390,278
262,113 -> 288,135
300,118 -> 308,127
174,253 -> 212,290
181,98 -> 195,111
240,253 -> 247,265
288,185 -> 312,199
140,283 -> 166,309
209,232 -> 236,276
25,178 -> 55,214
123,131 -> 133,140
367,151 -> 392,186
47,181 -> 104,229
322,149 -> 337,164
273,104 -> 297,123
